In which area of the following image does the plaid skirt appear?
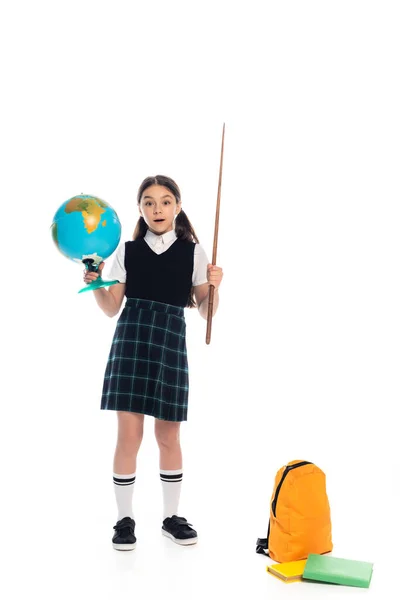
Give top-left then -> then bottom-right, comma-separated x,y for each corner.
101,298 -> 189,421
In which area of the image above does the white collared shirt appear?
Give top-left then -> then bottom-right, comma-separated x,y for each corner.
106,229 -> 209,287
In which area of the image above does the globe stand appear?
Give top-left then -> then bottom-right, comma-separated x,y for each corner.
78,258 -> 119,294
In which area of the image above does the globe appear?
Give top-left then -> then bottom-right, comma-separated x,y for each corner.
51,194 -> 122,293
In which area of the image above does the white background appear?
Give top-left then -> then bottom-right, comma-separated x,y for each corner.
1,1 -> 399,598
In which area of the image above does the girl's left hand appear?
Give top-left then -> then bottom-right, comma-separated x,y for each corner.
207,264 -> 223,290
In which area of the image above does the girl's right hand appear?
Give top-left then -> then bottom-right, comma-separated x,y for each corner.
83,261 -> 105,284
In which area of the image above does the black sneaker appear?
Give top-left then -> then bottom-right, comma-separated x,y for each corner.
162,515 -> 198,545
112,516 -> 136,550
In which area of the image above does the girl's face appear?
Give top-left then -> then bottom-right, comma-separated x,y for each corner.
139,184 -> 181,235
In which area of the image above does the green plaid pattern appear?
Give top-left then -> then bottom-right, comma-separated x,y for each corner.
101,298 -> 189,421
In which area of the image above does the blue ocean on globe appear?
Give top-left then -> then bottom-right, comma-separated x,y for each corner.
51,194 -> 121,263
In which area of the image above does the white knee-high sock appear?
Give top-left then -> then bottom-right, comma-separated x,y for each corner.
160,469 -> 183,519
113,472 -> 136,520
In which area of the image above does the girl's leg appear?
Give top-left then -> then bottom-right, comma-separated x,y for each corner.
155,419 -> 182,519
155,419 -> 197,544
154,419 -> 182,470
113,411 -> 144,520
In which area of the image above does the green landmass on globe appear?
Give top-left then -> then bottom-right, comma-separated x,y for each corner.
51,194 -> 121,264
64,197 -> 108,234
51,194 -> 121,293
51,196 -> 110,251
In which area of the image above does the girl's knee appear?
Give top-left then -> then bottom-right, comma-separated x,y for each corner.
116,434 -> 143,455
154,421 -> 181,449
116,412 -> 144,452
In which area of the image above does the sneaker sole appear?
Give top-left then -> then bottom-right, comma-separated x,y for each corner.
162,530 -> 198,545
112,542 -> 136,551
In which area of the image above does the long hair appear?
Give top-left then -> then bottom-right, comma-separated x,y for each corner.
133,175 -> 199,308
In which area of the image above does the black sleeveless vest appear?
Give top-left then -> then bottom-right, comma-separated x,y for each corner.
124,238 -> 195,307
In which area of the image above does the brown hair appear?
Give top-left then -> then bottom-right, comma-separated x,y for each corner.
133,175 -> 200,308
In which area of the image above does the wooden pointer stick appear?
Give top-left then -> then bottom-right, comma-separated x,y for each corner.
206,123 -> 225,345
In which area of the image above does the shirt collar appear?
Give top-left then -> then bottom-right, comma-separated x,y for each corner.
145,228 -> 177,246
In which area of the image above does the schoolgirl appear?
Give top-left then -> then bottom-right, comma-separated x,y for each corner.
84,175 -> 223,549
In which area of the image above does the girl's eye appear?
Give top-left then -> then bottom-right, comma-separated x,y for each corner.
163,201 -> 171,205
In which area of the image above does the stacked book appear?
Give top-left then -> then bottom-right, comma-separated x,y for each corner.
267,554 -> 373,588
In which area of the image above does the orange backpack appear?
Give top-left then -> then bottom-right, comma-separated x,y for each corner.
256,460 -> 333,562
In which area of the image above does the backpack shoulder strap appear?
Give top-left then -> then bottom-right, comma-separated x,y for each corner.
256,521 -> 270,555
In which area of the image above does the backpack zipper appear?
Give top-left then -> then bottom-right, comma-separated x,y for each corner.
271,461 -> 312,517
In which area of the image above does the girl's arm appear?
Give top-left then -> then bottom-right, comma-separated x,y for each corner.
93,283 -> 126,318
194,284 -> 220,320
83,262 -> 126,317
194,264 -> 223,320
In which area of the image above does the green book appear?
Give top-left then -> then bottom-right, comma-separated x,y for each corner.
303,554 -> 373,588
